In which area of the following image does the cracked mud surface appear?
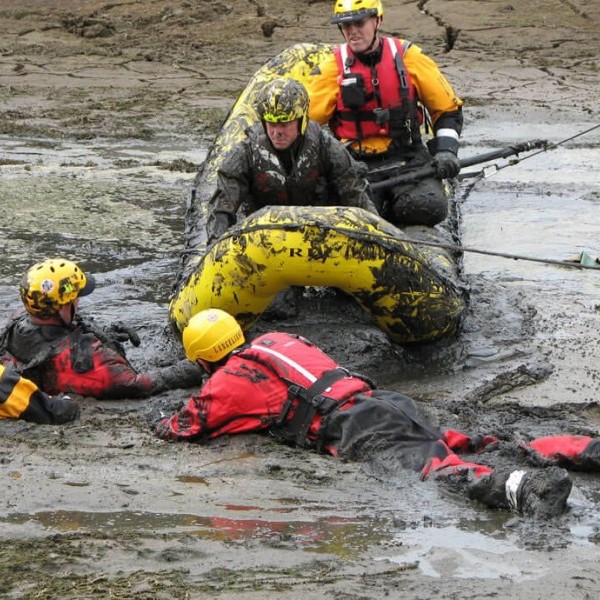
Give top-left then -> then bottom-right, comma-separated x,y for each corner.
1,0 -> 598,142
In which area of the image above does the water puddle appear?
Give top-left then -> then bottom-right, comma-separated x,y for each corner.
0,509 -> 390,558
380,524 -> 521,579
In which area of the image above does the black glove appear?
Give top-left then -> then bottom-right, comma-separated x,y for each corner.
104,322 -> 141,347
47,394 -> 81,424
152,359 -> 204,393
433,151 -> 461,179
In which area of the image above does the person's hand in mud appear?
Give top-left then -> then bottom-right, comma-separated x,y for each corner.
103,322 -> 142,347
45,393 -> 82,424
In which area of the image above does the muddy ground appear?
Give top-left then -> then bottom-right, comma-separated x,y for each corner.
1,1 -> 600,598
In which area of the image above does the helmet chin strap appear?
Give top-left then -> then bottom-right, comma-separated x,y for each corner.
364,17 -> 382,53
58,302 -> 76,326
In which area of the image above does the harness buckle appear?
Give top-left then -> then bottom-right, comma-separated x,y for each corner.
310,395 -> 339,414
373,107 -> 390,125
277,383 -> 303,425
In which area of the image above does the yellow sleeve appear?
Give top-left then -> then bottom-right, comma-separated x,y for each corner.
402,42 -> 463,124
0,365 -> 34,419
305,53 -> 340,125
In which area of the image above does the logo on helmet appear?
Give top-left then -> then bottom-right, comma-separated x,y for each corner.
41,279 -> 54,294
213,331 -> 244,355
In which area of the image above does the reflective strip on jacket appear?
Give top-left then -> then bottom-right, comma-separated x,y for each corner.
0,363 -> 48,420
155,332 -> 371,445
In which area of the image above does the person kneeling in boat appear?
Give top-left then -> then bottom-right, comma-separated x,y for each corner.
206,77 -> 378,244
305,0 -> 463,227
0,258 -> 202,400
0,363 -> 79,424
155,309 -> 600,519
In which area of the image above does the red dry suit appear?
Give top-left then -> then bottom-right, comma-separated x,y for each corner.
156,332 -> 497,478
1,313 -> 201,400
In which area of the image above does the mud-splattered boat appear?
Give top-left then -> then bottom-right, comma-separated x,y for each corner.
170,43 -> 465,347
170,204 -> 463,344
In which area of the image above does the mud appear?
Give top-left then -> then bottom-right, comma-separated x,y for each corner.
1,1 -> 600,598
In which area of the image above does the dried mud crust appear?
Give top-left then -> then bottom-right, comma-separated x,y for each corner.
0,0 -> 598,143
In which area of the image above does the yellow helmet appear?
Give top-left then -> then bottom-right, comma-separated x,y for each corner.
182,309 -> 245,363
20,258 -> 95,318
257,78 -> 309,135
331,0 -> 383,24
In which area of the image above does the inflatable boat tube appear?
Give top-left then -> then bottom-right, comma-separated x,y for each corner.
170,205 -> 464,345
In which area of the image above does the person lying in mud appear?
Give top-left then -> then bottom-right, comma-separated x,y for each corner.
205,77 -> 378,245
305,0 -> 463,227
0,258 -> 202,400
0,363 -> 79,424
155,308 -> 600,519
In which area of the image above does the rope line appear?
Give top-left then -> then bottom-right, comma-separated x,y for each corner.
478,122 -> 600,178
397,236 -> 600,272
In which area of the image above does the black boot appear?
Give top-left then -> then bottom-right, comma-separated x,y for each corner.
579,439 -> 600,471
468,466 -> 572,518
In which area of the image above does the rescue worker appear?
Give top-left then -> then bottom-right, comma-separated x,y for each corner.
305,0 -> 463,227
0,258 -> 202,400
206,77 -> 378,244
0,363 -> 79,424
156,309 -> 600,519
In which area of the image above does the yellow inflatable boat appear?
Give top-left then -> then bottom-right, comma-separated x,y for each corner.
171,205 -> 464,344
171,43 -> 465,345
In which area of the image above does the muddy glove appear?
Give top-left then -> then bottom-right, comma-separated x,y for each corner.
104,322 -> 141,347
46,394 -> 81,424
152,359 -> 204,393
433,136 -> 460,179
360,185 -> 379,214
433,151 -> 460,179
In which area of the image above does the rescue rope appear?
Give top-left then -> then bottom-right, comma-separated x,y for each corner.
399,236 -> 600,272
452,123 -> 600,269
472,122 -> 600,178
203,218 -> 600,272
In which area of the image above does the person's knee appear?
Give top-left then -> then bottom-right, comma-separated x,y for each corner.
390,179 -> 448,227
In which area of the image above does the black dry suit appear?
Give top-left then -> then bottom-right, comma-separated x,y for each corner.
206,120 -> 376,243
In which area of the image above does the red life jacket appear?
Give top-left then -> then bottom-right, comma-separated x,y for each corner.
157,332 -> 373,445
332,37 -> 422,147
239,332 -> 372,447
